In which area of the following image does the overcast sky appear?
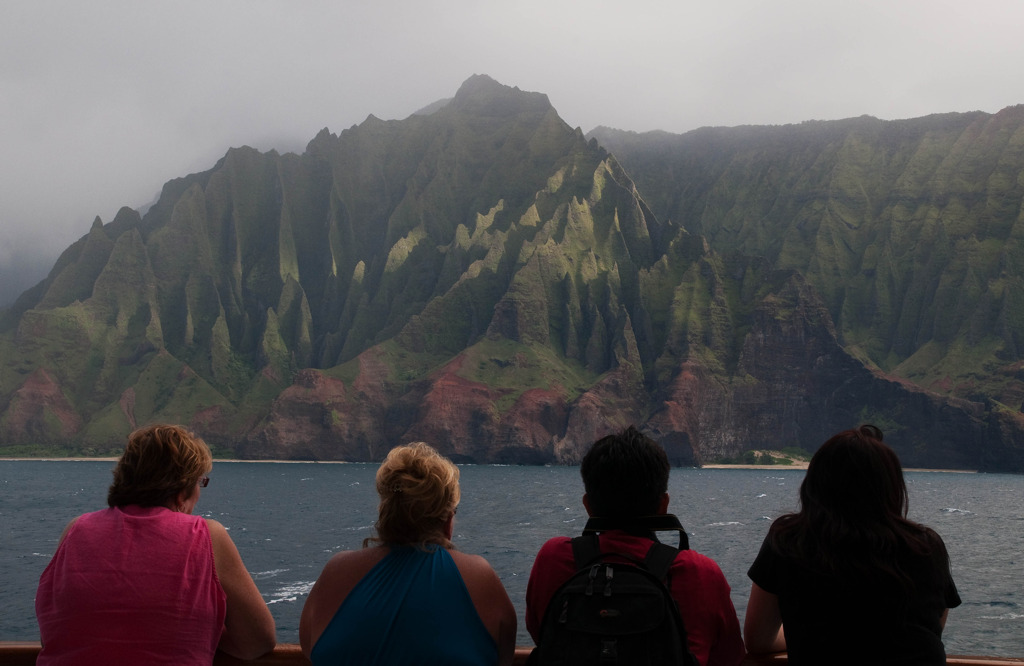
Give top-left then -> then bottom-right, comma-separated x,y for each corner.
2,0 -> 1022,304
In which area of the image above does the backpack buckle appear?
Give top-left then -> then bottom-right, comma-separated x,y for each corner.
599,639 -> 618,662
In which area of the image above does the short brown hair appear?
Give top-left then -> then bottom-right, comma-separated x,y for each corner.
107,424 -> 212,508
365,442 -> 460,549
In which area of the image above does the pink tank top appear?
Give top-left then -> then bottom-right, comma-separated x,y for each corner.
36,506 -> 227,665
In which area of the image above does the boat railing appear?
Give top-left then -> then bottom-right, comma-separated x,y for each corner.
1,642 -> 1022,665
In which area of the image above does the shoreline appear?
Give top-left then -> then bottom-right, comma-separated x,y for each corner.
0,457 -> 347,463
703,463 -> 978,473
701,462 -> 809,470
1,457 -> 979,472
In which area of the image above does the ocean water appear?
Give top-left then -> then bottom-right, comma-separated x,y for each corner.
1,461 -> 1021,657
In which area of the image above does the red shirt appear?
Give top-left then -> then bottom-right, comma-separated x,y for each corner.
526,530 -> 746,666
36,506 -> 227,665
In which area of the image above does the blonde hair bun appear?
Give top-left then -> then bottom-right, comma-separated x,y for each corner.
367,442 -> 460,548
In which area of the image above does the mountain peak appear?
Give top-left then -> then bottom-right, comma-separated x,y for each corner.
450,74 -> 552,117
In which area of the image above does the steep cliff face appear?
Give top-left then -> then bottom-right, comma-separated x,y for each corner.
646,270 -> 1011,471
1,76 -> 1022,470
591,109 -> 1024,412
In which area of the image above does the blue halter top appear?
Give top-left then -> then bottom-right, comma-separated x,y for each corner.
311,545 -> 498,665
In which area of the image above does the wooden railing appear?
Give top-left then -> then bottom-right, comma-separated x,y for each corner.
2,642 -> 1021,665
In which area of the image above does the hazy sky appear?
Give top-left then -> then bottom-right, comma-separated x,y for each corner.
2,0 -> 1022,303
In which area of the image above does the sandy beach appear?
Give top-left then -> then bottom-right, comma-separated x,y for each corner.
701,462 -> 809,470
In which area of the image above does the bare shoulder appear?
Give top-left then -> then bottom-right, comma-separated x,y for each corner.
326,545 -> 388,568
449,550 -> 503,586
318,547 -> 388,587
301,546 -> 389,656
449,549 -> 495,571
203,517 -> 235,549
448,548 -> 516,659
303,548 -> 385,624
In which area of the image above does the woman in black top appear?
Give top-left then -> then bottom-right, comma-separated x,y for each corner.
744,425 -> 961,665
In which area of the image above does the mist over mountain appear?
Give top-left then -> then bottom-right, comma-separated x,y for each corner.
0,254 -> 50,309
2,75 -> 1022,471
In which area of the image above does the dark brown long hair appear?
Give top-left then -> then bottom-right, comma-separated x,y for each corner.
768,425 -> 944,589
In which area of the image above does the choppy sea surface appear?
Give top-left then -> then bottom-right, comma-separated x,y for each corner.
1,461 -> 1021,657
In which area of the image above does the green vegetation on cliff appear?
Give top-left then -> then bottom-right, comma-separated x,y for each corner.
1,77 -> 1022,470
591,109 -> 1024,411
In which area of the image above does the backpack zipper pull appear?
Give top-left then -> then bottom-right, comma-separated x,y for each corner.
586,564 -> 599,595
604,565 -> 613,596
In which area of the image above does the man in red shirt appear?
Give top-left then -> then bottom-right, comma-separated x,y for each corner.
525,426 -> 746,666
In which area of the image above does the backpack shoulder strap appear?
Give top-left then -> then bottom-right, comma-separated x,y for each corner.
643,541 -> 680,581
572,533 -> 679,578
582,514 -> 690,550
570,533 -> 603,569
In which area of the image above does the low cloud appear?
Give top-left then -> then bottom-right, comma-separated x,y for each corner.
2,0 -> 1022,308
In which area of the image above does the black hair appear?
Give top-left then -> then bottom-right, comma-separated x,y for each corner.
769,424 -> 946,591
580,425 -> 669,518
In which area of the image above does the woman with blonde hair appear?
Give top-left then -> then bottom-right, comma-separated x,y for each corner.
35,424 -> 276,665
301,442 -> 516,665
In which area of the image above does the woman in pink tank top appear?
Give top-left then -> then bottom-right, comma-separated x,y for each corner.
35,424 -> 277,665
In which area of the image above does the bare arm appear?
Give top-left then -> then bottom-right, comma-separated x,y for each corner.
299,556 -> 346,659
744,583 -> 786,654
453,552 -> 517,666
480,564 -> 517,666
298,576 -> 320,660
207,519 -> 276,660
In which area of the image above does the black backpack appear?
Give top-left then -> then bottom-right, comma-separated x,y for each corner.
530,515 -> 701,666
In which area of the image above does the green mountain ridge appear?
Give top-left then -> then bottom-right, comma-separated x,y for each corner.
1,75 -> 1022,470
589,107 -> 1024,409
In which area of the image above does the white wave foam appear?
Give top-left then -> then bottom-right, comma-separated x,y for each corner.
265,580 -> 314,604
344,523 -> 374,531
981,612 -> 1024,620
